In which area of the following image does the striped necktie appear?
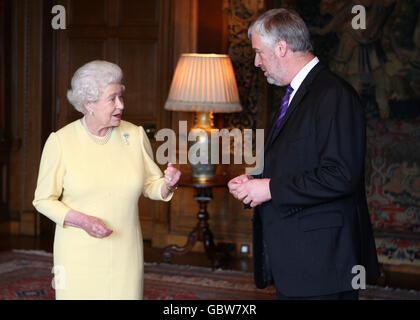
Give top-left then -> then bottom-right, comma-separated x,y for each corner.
273,84 -> 294,132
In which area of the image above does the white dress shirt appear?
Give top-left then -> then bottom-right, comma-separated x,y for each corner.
288,56 -> 319,105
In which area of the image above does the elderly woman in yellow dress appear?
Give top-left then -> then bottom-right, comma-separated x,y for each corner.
33,60 -> 181,300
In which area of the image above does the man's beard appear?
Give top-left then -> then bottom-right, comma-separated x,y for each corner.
266,75 -> 278,85
263,65 -> 285,86
266,74 -> 284,86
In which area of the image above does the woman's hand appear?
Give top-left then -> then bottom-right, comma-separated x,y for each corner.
82,215 -> 113,238
64,210 -> 113,238
161,162 -> 181,199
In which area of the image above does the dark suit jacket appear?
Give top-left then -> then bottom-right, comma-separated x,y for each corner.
253,62 -> 380,297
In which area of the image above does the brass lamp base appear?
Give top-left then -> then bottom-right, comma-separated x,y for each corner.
189,112 -> 217,182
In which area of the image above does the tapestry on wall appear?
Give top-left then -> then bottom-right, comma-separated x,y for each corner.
278,0 -> 420,120
223,0 -> 267,132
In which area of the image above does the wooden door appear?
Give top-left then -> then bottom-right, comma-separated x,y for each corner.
55,0 -> 173,240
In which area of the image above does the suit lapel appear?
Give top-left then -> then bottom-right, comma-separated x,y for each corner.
264,62 -> 327,153
266,83 -> 308,149
264,106 -> 282,153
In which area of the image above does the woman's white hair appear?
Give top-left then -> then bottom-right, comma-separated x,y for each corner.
67,60 -> 124,114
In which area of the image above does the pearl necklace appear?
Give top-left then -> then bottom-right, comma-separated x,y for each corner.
81,117 -> 113,145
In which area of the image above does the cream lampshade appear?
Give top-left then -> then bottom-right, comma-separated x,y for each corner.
165,53 -> 242,181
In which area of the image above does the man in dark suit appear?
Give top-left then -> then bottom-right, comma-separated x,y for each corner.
228,8 -> 380,300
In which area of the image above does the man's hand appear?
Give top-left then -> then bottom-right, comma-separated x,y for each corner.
228,175 -> 271,207
228,174 -> 253,199
236,178 -> 271,207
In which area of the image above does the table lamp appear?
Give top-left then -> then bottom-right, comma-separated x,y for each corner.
164,53 -> 242,182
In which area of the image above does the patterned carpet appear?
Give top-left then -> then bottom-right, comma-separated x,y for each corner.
0,250 -> 419,300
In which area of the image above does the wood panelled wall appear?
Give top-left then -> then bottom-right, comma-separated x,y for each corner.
3,0 -> 256,256
0,0 -> 11,233
7,0 -> 57,235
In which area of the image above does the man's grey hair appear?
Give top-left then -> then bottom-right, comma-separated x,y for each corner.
248,8 -> 313,52
67,60 -> 125,114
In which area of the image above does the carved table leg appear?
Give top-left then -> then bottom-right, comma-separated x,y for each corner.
195,188 -> 221,268
163,227 -> 198,262
162,185 -> 223,268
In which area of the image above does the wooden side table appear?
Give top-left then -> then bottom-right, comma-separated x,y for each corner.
163,174 -> 229,268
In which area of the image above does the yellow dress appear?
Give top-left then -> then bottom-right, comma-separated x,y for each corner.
33,119 -> 172,300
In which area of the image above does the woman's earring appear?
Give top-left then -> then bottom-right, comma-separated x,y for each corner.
89,111 -> 93,116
